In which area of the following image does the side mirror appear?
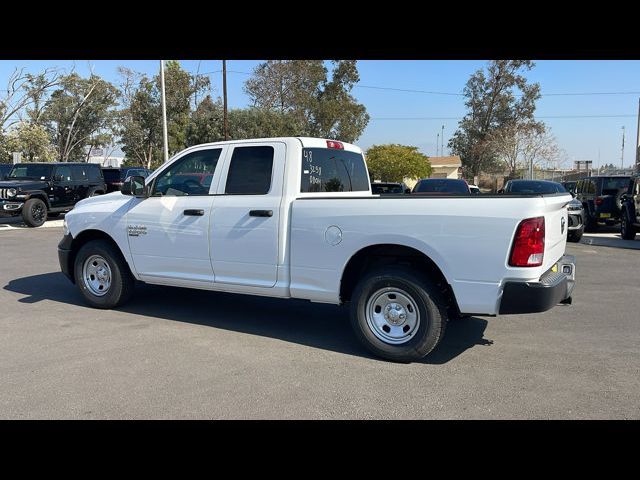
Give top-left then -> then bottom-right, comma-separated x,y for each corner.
121,175 -> 148,197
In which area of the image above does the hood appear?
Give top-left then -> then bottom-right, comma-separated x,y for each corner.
0,179 -> 49,190
74,191 -> 126,208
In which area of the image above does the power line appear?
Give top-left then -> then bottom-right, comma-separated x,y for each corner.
371,114 -> 637,120
356,84 -> 640,97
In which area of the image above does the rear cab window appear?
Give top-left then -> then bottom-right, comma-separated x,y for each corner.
300,147 -> 370,193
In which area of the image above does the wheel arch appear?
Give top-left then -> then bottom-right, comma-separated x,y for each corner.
66,229 -> 133,283
339,243 -> 459,314
25,191 -> 51,208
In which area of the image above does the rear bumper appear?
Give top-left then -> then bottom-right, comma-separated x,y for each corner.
499,255 -> 576,314
58,233 -> 74,283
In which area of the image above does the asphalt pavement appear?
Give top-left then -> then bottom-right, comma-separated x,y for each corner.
1,224 -> 639,419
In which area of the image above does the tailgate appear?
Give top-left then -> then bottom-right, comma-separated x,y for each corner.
542,194 -> 571,271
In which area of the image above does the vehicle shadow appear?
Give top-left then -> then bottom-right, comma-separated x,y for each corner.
580,224 -> 640,250
4,272 -> 493,364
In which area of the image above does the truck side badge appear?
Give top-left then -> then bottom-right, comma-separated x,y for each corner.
128,225 -> 147,237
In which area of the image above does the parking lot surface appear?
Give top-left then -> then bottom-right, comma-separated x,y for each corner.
1,223 -> 639,419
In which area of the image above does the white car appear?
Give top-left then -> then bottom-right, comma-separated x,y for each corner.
468,184 -> 481,195
58,137 -> 576,362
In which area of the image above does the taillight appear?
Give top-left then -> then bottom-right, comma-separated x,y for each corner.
595,196 -> 603,206
509,217 -> 545,267
326,140 -> 344,149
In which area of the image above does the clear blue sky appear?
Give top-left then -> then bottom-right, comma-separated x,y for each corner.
1,60 -> 639,169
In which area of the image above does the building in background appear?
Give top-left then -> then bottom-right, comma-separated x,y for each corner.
426,156 -> 462,179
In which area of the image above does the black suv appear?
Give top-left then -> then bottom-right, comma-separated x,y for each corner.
102,167 -> 151,193
0,162 -> 106,227
620,176 -> 640,240
574,176 -> 631,231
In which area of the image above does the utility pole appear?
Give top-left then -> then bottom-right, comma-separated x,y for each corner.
223,60 -> 229,141
441,124 -> 445,156
160,60 -> 169,163
621,126 -> 625,170
436,133 -> 440,156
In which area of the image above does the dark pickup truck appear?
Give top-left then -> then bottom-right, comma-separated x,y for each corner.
0,162 -> 106,227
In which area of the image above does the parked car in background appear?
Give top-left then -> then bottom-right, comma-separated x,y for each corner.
102,167 -> 152,193
371,182 -> 410,194
0,163 -> 12,180
0,163 -> 106,227
574,176 -> 631,231
468,184 -> 481,195
620,176 -> 640,240
412,178 -> 470,194
561,181 -> 577,194
501,180 -> 584,242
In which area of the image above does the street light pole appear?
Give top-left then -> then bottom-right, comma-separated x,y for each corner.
160,60 -> 169,163
223,60 -> 229,141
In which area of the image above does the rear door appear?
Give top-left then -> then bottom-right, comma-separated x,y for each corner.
210,142 -> 285,288
71,165 -> 90,201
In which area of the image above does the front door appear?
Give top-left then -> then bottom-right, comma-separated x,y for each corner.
210,142 -> 285,288
126,147 -> 224,286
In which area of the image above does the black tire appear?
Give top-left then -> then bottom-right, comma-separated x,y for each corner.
21,198 -> 48,227
567,229 -> 583,242
74,239 -> 135,309
349,266 -> 448,363
621,214 -> 637,240
584,209 -> 598,232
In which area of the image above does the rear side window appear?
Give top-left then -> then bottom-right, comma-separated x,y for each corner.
414,179 -> 469,193
225,146 -> 274,195
601,177 -> 630,195
71,165 -> 88,181
87,165 -> 103,182
300,148 -> 369,193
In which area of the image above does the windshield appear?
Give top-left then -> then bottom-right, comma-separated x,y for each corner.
601,177 -> 630,195
414,179 -> 469,193
8,164 -> 54,180
507,181 -> 564,194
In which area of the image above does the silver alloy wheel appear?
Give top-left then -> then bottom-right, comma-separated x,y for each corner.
365,287 -> 421,345
82,255 -> 112,297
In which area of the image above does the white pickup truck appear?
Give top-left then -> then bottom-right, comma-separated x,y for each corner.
58,137 -> 576,362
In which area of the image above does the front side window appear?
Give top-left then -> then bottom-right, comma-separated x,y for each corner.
9,164 -> 53,180
71,165 -> 88,181
300,148 -> 369,193
153,149 -> 221,196
225,146 -> 274,195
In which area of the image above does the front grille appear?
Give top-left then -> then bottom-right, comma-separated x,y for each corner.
0,188 -> 11,200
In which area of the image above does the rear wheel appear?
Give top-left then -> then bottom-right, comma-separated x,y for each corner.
21,198 -> 47,227
74,239 -> 135,308
621,214 -> 637,240
350,266 -> 448,362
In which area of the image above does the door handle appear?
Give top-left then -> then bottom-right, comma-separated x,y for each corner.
249,210 -> 273,217
183,209 -> 205,216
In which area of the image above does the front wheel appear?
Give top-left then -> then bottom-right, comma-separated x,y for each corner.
21,198 -> 47,227
74,239 -> 135,309
350,266 -> 448,362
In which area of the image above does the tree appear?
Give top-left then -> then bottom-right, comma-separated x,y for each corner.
489,124 -> 561,178
448,61 -> 542,179
185,95 -> 224,146
0,122 -> 56,162
118,62 -> 209,168
244,60 -> 369,142
0,67 -> 61,134
365,144 -> 431,183
42,73 -> 119,162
